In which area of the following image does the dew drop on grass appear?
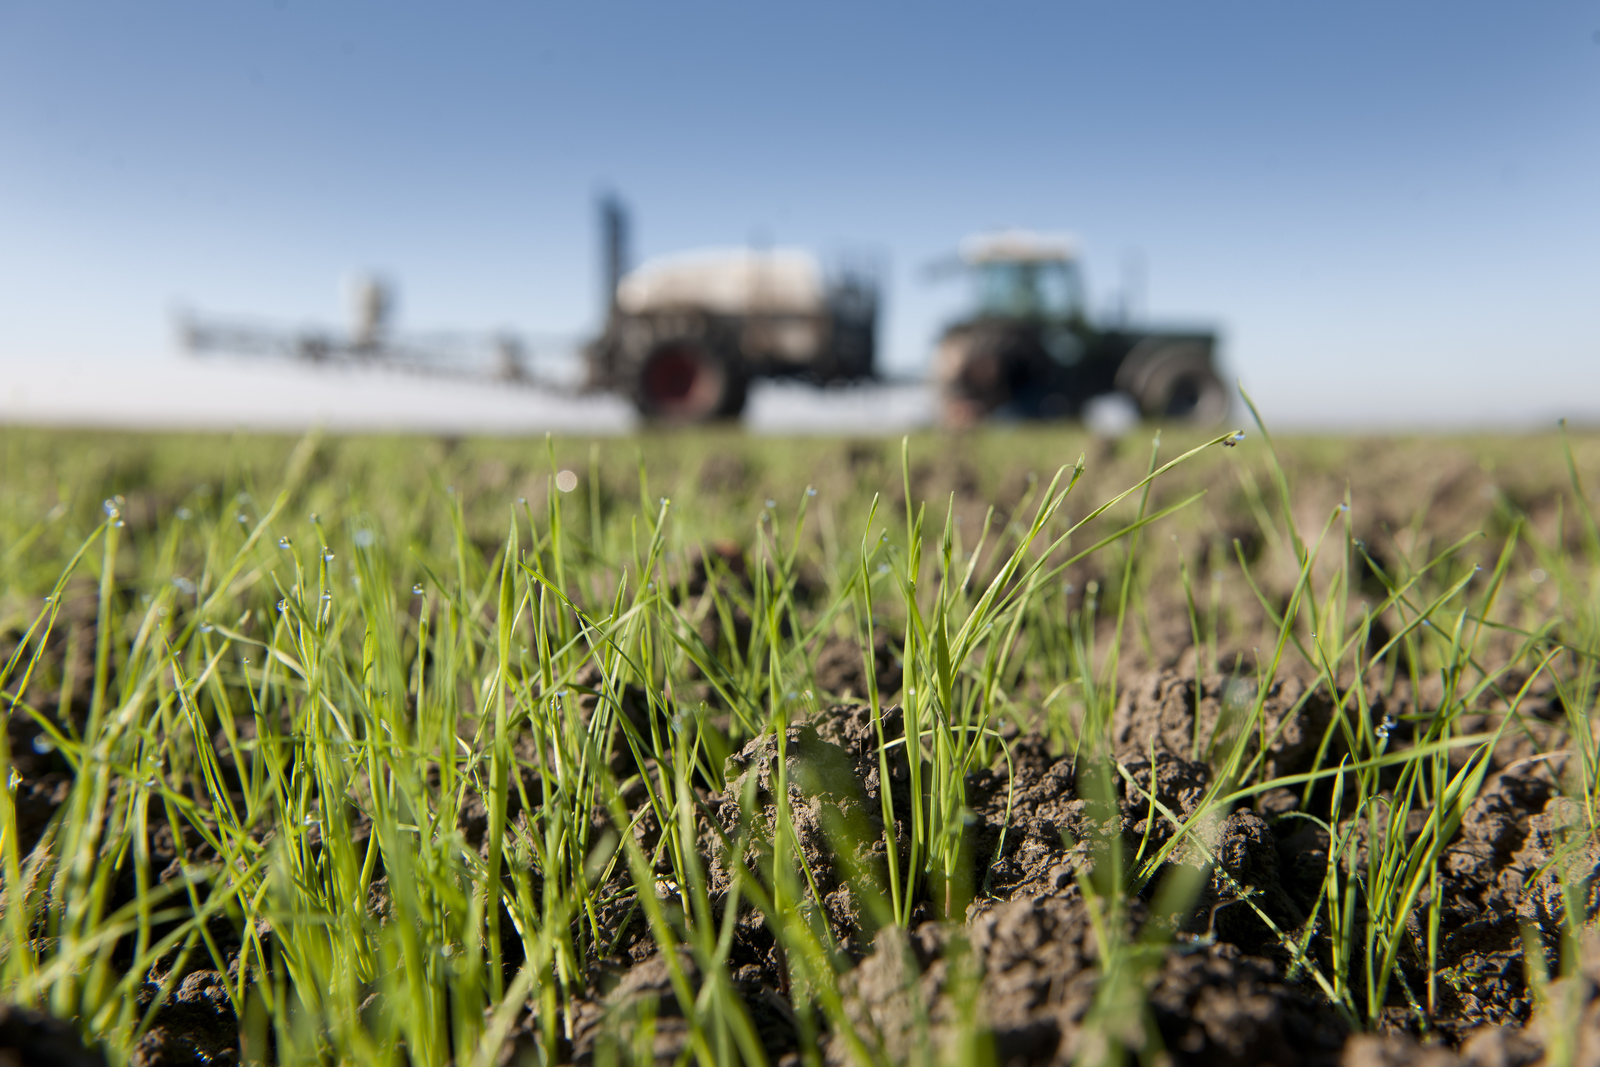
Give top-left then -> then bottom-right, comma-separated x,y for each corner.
1530,568 -> 1548,584
412,583 -> 424,595
555,470 -> 578,492
32,734 -> 54,755
236,513 -> 248,525
877,563 -> 889,574
309,512 -> 319,523
354,529 -> 375,548
765,499 -> 776,509
176,507 -> 193,521
113,520 -> 125,528
277,599 -> 288,613
199,624 -> 214,634
278,537 -> 292,549
321,593 -> 332,602
7,768 -> 20,791
323,549 -> 335,561
806,486 -> 817,497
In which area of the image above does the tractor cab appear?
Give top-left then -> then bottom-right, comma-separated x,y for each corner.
960,231 -> 1085,323
933,229 -> 1227,427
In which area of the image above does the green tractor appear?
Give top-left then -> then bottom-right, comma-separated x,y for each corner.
933,231 -> 1228,427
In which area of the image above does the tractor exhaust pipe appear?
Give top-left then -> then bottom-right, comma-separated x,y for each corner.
600,193 -> 629,317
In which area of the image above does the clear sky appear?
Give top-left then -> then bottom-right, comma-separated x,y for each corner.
2,2 -> 1598,428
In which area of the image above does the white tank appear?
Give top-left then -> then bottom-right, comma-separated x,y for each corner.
615,249 -> 825,317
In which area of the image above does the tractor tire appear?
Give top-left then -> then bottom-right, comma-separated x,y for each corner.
626,324 -> 748,423
1116,342 -> 1229,425
933,326 -> 1054,427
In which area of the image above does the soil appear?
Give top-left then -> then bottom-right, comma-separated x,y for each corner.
6,653 -> 1599,1065
5,433 -> 1600,1065
549,672 -> 1600,1067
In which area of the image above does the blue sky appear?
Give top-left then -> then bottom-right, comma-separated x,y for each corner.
2,2 -> 1598,426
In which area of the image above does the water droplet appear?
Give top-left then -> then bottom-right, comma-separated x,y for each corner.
172,576 -> 197,596
309,512 -> 320,524
278,537 -> 292,549
659,497 -> 669,507
354,529 -> 375,548
555,470 -> 578,493
31,734 -> 54,755
877,563 -> 889,574
277,599 -> 288,612
303,816 -> 321,828
199,623 -> 215,634
518,496 -> 527,504
241,657 -> 250,665
113,520 -> 125,528
322,549 -> 334,561
176,507 -> 193,521
7,769 -> 20,791
806,486 -> 817,497
320,593 -> 332,602
412,583 -> 425,595
446,485 -> 456,495
1338,503 -> 1349,513
236,513 -> 248,525
43,595 -> 53,603
1530,568 -> 1548,584
102,498 -> 118,516
765,499 -> 776,509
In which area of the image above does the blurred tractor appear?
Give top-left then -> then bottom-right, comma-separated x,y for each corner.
933,231 -> 1227,427
583,198 -> 879,422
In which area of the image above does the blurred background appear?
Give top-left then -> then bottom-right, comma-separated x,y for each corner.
1,1 -> 1597,433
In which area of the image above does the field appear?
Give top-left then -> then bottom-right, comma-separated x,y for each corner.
2,415 -> 1599,1066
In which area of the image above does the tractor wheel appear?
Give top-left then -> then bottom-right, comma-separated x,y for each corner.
630,335 -> 748,422
1120,345 -> 1229,425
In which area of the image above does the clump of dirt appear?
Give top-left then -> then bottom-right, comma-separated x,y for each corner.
0,1004 -> 109,1067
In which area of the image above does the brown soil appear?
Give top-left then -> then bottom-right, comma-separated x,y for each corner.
7,659 -> 1598,1065
547,673 -> 1600,1067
